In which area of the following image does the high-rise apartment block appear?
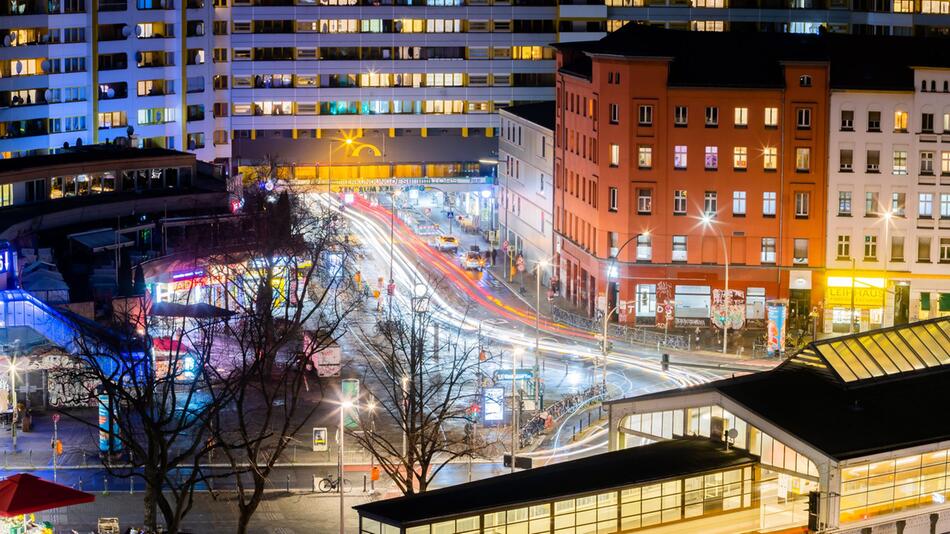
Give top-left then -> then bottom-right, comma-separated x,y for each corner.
3,0 -> 949,180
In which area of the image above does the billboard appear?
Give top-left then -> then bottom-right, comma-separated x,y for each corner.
312,427 -> 328,452
309,339 -> 341,378
766,301 -> 788,357
483,387 -> 505,426
97,394 -> 120,454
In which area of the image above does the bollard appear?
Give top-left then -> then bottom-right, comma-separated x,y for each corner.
103,477 -> 109,496
286,474 -> 291,492
78,478 -> 83,491
312,474 -> 318,493
130,478 -> 134,495
28,450 -> 32,467
363,474 -> 367,493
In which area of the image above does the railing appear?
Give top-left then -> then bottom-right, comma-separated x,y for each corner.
518,383 -> 605,448
552,306 -> 690,352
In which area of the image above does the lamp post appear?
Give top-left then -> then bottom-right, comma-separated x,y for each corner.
510,347 -> 523,474
882,210 -> 893,327
700,214 -> 730,355
365,400 -> 377,491
533,259 -> 548,409
6,340 -> 20,452
339,399 -> 353,534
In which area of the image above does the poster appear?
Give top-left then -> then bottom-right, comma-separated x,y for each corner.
712,289 -> 746,330
483,387 -> 505,425
766,301 -> 788,357
97,394 -> 120,454
309,341 -> 341,378
312,427 -> 328,452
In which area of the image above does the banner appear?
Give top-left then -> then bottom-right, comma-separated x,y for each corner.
483,387 -> 505,425
766,301 -> 788,357
341,378 -> 360,430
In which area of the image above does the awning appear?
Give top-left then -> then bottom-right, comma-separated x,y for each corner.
68,229 -> 133,253
0,474 -> 95,517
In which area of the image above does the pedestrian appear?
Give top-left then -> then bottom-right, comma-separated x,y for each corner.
490,247 -> 497,266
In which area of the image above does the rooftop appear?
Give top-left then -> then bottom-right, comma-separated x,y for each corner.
612,317 -> 950,461
354,439 -> 755,526
558,26 -> 950,90
500,102 -> 556,131
0,145 -> 192,176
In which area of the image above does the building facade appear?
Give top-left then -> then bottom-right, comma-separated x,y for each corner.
554,27 -> 829,332
498,102 -> 554,270
826,69 -> 950,334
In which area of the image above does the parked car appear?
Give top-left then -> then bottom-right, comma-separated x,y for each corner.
435,235 -> 460,253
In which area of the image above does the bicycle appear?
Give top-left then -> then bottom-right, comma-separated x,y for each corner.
318,474 -> 353,493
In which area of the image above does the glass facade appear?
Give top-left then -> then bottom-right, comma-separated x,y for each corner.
841,448 -> 950,524
361,465 -> 757,534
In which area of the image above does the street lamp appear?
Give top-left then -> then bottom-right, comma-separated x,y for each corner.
700,214 -> 730,354
3,341 -> 21,452
533,259 -> 549,410
365,400 -> 377,491
339,399 -> 353,534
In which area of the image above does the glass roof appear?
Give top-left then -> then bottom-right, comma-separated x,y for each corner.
812,319 -> 950,383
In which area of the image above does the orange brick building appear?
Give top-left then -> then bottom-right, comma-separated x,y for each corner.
553,27 -> 828,331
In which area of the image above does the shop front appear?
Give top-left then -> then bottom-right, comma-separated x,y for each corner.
824,275 -> 886,333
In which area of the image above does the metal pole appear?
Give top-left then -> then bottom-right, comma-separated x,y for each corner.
389,191 -> 395,318
338,404 -> 345,534
534,263 -> 541,409
601,307 -> 610,390
52,417 -> 58,481
722,230 -> 729,355
510,351 -> 517,474
850,258 -> 856,334
9,350 -> 16,453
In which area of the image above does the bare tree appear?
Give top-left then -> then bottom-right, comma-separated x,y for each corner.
349,292 -> 491,495
52,300 -> 227,533
207,186 -> 362,534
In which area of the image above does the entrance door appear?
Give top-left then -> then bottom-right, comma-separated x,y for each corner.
894,283 -> 910,325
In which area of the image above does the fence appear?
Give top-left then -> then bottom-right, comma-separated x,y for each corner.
518,384 -> 606,448
551,307 -> 690,352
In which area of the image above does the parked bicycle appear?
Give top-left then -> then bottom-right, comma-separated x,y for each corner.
318,474 -> 352,493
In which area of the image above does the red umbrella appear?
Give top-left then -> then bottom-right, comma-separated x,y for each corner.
0,474 -> 95,517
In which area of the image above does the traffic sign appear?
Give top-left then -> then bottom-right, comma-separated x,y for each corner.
52,413 -> 60,424
516,255 -> 525,272
447,211 -> 454,219
502,240 -> 509,252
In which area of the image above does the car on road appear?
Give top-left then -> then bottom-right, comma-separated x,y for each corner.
435,235 -> 460,253
461,247 -> 486,271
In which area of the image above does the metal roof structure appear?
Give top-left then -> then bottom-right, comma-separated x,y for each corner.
786,316 -> 950,385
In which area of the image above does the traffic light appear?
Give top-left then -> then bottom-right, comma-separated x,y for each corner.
466,403 -> 480,422
479,350 -> 487,362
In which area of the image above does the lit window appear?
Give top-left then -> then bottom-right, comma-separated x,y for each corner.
941,193 -> 950,219
733,147 -> 747,169
866,191 -> 880,216
894,0 -> 913,12
941,239 -> 950,263
733,191 -> 746,215
764,107 -> 778,127
795,147 -> 811,171
734,107 -> 748,127
763,192 -> 776,216
894,111 -> 908,132
674,146 -> 687,169
943,153 -> 950,175
610,144 -> 620,167
920,193 -> 934,218
705,146 -> 718,170
638,146 -> 652,169
705,107 -> 718,126
763,147 -> 777,170
838,191 -> 852,216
